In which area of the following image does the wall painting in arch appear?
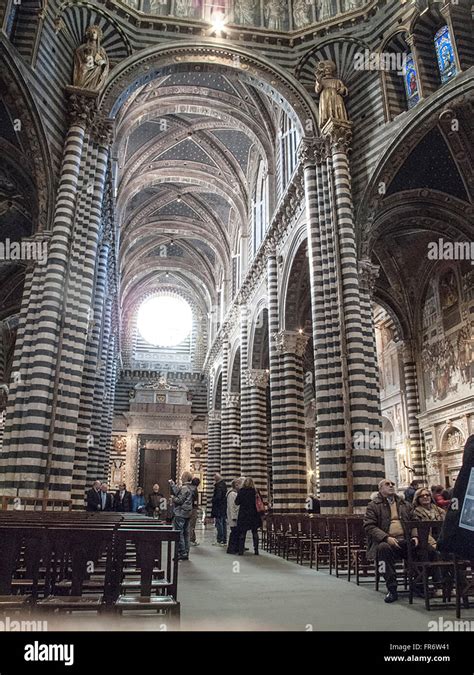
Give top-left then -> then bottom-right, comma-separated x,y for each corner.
420,267 -> 473,410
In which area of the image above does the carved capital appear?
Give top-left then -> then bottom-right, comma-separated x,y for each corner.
264,239 -> 277,258
358,258 -> 379,295
65,86 -> 99,129
297,139 -> 317,167
397,339 -> 415,363
90,114 -> 114,146
321,119 -> 352,154
223,392 -> 241,406
242,369 -> 269,389
275,330 -> 309,357
208,410 -> 221,423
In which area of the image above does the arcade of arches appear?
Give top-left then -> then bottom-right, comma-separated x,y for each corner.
0,2 -> 473,518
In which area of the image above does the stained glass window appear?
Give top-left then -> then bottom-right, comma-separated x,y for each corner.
403,53 -> 420,109
435,25 -> 457,84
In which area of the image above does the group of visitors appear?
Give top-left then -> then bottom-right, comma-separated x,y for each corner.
85,480 -> 132,512
211,473 -> 264,555
85,478 -> 201,525
404,479 -> 453,509
364,435 -> 474,604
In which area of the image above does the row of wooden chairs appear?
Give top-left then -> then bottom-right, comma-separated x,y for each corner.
262,514 -> 473,619
0,512 -> 181,623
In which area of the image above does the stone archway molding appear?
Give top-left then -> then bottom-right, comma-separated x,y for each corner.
99,41 -> 319,138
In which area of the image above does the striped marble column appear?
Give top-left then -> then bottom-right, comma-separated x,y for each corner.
219,339 -> 233,483
86,295 -> 113,484
98,333 -> 118,481
206,410 -> 222,511
326,121 -> 383,509
222,392 -> 241,481
275,330 -> 308,512
301,141 -> 349,512
239,304 -> 252,477
398,340 -> 426,480
266,243 -> 283,510
71,236 -> 111,505
0,104 -> 89,497
243,369 -> 269,500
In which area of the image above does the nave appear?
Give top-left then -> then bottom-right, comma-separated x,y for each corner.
8,523 -> 472,633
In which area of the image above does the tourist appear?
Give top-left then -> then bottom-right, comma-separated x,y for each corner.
99,482 -> 113,512
86,480 -> 102,511
226,478 -> 242,554
132,486 -> 146,513
146,483 -> 165,518
363,478 -> 415,603
412,487 -> 446,595
169,471 -> 194,561
189,477 -> 201,546
438,435 -> 474,560
235,477 -> 261,556
404,480 -> 420,503
211,473 -> 227,546
113,482 -> 133,512
431,485 -> 451,510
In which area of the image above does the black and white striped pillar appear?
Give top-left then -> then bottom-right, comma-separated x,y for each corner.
243,369 -> 269,500
206,410 -> 222,512
275,330 -> 308,512
222,392 -> 241,481
399,340 -> 426,480
266,243 -> 284,510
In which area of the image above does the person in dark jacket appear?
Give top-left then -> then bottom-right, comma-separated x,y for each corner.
99,483 -> 114,512
363,478 -> 415,603
86,480 -> 102,511
146,483 -> 165,518
404,480 -> 420,504
211,473 -> 227,545
438,435 -> 474,560
189,477 -> 200,546
113,482 -> 133,512
170,471 -> 194,561
235,477 -> 262,555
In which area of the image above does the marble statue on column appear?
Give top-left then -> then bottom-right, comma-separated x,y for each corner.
234,0 -> 255,24
73,25 -> 109,92
293,0 -> 311,27
265,0 -> 286,30
175,0 -> 195,18
315,60 -> 348,127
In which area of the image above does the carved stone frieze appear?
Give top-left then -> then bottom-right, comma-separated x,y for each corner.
358,258 -> 379,295
321,118 -> 353,154
275,330 -> 309,357
242,369 -> 269,388
223,392 -> 241,406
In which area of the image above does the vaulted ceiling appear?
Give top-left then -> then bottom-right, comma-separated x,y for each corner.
115,68 -> 279,340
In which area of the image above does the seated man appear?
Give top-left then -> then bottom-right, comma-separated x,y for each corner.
363,478 -> 415,603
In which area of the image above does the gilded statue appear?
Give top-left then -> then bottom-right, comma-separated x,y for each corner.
73,25 -> 109,92
314,60 -> 348,127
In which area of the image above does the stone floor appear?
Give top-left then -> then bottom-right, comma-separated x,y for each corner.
34,525 -> 474,632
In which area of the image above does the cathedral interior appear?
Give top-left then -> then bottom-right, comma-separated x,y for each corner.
0,0 -> 473,637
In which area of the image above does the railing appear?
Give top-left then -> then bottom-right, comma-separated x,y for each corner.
0,496 -> 72,511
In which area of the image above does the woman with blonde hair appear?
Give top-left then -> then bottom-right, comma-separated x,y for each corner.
235,477 -> 262,555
